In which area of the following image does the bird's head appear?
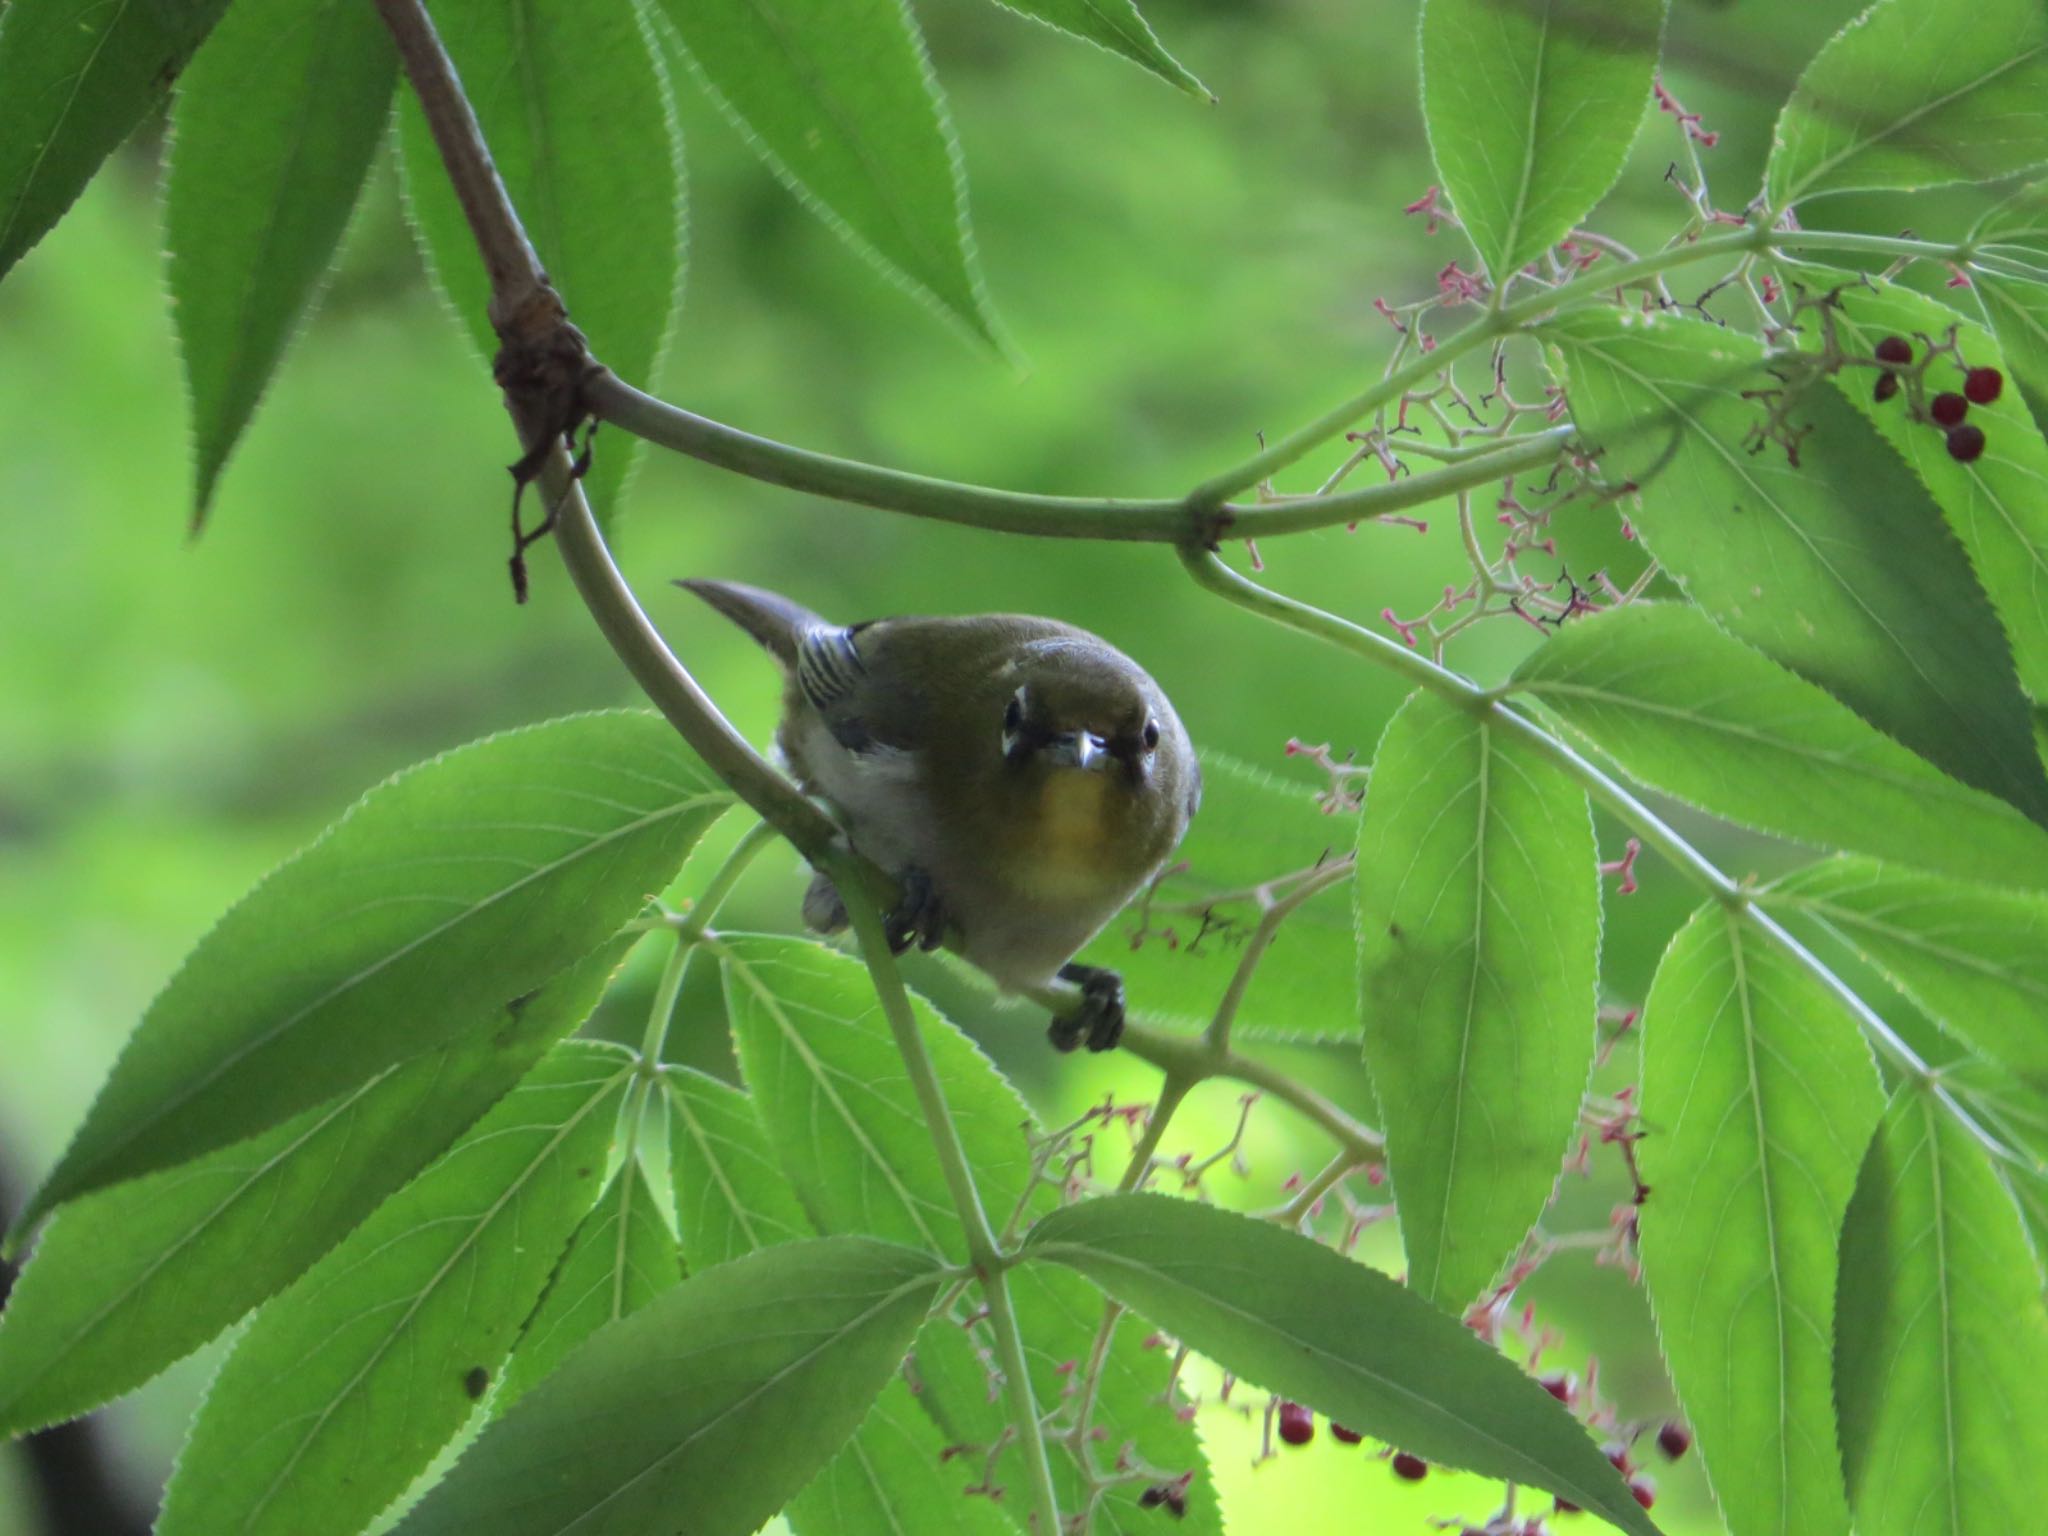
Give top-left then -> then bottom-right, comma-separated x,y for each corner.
996,639 -> 1183,797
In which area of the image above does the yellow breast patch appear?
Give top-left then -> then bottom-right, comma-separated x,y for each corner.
1019,772 -> 1124,900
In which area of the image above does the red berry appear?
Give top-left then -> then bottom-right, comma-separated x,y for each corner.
1657,1421 -> 1691,1459
1554,1497 -> 1582,1515
1947,424 -> 1988,462
1965,366 -> 2004,404
1330,1423 -> 1364,1444
1391,1451 -> 1429,1482
1602,1441 -> 1632,1473
1875,335 -> 1914,365
1629,1475 -> 1657,1510
1873,372 -> 1900,403
1931,391 -> 1969,426
1539,1372 -> 1577,1405
1276,1401 -> 1314,1446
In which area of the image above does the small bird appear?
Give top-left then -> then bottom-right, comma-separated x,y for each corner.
679,579 -> 1200,1051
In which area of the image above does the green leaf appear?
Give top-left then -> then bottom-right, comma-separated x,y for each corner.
164,0 -> 396,525
667,1068 -> 816,1270
0,939 -> 624,1439
397,0 -> 682,523
1511,604 -> 2048,890
15,712 -> 728,1235
648,0 -> 999,349
1419,0 -> 1665,281
1544,306 -> 2048,822
1836,1086 -> 2048,1535
1766,857 -> 2048,1088
391,1237 -> 945,1536
495,1159 -> 682,1414
793,1378 -> 1023,1536
1071,751 -> 1358,1043
1023,1193 -> 1661,1536
1355,690 -> 1599,1308
981,0 -> 1207,97
0,0 -> 232,281
1766,0 -> 2048,210
1941,1059 -> 2048,1269
1972,183 -> 2048,426
1784,273 -> 2048,702
157,1043 -> 635,1536
1636,904 -> 1883,1536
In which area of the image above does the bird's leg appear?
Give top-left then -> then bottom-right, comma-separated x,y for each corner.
1048,964 -> 1126,1054
801,870 -> 850,934
883,867 -> 947,955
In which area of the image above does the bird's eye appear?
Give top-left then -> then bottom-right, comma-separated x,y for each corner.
1004,695 -> 1024,734
1143,719 -> 1161,750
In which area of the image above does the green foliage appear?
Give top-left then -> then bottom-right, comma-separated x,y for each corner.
982,0 -> 1206,97
1543,306 -> 2048,823
157,1041 -> 636,1536
14,711 -> 727,1235
1971,182 -> 2048,422
1511,603 -> 2048,889
0,0 -> 232,280
164,0 -> 396,523
1024,1192 -> 1660,1536
1636,905 -> 1883,1536
1835,1085 -> 2048,1536
1420,0 -> 1665,281
1766,0 -> 2048,210
391,1236 -> 945,1536
1355,689 -> 1599,1309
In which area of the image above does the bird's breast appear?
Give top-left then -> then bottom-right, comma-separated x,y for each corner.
1012,771 -> 1131,901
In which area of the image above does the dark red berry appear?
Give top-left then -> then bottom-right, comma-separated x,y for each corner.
1873,371 -> 1900,403
1931,391 -> 1969,427
1554,1497 -> 1582,1515
1656,1420 -> 1691,1459
1276,1401 -> 1314,1446
1391,1451 -> 1429,1482
1947,423 -> 1988,462
1875,335 -> 1914,365
1602,1441 -> 1632,1473
1539,1372 -> 1577,1405
1330,1423 -> 1364,1445
1629,1476 -> 1657,1510
1965,366 -> 2004,404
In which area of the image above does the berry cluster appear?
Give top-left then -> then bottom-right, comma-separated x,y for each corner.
1272,1399 -> 1429,1483
1871,333 -> 2002,463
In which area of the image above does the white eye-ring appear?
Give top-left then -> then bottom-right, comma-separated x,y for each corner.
1001,687 -> 1027,756
1142,719 -> 1161,751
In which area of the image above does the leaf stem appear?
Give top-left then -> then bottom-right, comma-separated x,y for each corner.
673,817 -> 779,942
637,933 -> 694,1066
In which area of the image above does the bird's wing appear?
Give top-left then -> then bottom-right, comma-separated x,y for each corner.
793,623 -> 878,751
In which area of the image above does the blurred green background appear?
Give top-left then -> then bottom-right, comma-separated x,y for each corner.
0,0 -> 1912,1529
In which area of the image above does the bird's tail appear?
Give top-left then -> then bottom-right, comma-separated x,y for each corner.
674,579 -> 824,669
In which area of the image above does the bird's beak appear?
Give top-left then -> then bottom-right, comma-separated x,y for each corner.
1046,730 -> 1111,771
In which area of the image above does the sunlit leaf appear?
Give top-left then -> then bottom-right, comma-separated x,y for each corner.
157,1043 -> 635,1536
392,1237 -> 945,1536
14,712 -> 726,1237
1972,182 -> 2048,427
0,939 -> 624,1439
1836,1085 -> 2048,1535
0,0 -> 231,281
1356,690 -> 1599,1308
165,0 -> 395,525
1024,1193 -> 1660,1536
1637,904 -> 1883,1536
1420,0 -> 1664,280
397,0 -> 683,523
982,0 -> 1207,97
1512,604 -> 2048,890
648,0 -> 999,348
666,1068 -> 815,1271
1544,307 -> 2048,823
495,1158 -> 681,1414
1766,0 -> 2048,209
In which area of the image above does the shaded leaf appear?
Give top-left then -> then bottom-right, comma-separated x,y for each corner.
1972,182 -> 2048,427
15,712 -> 728,1236
1420,0 -> 1664,280
1511,604 -> 2048,889
1767,856 -> 2048,1089
983,0 -> 1207,97
794,1379 -> 1022,1536
1544,306 -> 2048,822
392,1237 -> 944,1536
397,0 -> 682,522
157,1043 -> 635,1536
1636,904 -> 1883,1536
165,0 -> 396,524
1836,1085 -> 2048,1534
667,1067 -> 815,1271
0,0 -> 231,281
1356,690 -> 1599,1308
649,0 -> 998,347
0,939 -> 624,1439
1766,0 -> 2048,209
1024,1193 -> 1660,1536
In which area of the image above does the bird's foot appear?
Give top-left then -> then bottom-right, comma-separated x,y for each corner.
884,867 -> 947,954
801,870 -> 850,935
1048,964 -> 1125,1054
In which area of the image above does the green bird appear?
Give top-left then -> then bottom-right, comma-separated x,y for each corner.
680,579 -> 1201,1051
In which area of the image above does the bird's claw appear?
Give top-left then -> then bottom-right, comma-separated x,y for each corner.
883,868 -> 947,955
1049,964 -> 1125,1054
